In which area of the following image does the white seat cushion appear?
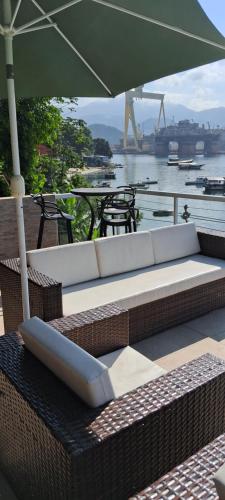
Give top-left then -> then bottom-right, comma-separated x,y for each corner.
99,346 -> 166,398
27,241 -> 99,287
19,318 -> 166,408
19,317 -> 114,408
150,223 -> 200,264
62,254 -> 225,316
94,231 -> 155,278
213,463 -> 225,499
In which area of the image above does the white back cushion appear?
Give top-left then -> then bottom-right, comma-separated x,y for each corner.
150,223 -> 200,264
19,317 -> 114,408
27,241 -> 99,287
95,231 -> 155,278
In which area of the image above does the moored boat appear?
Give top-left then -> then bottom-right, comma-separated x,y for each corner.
153,209 -> 174,217
94,181 -> 111,187
185,176 -> 207,186
129,181 -> 147,188
204,177 -> 225,192
167,154 -> 179,166
178,162 -> 204,170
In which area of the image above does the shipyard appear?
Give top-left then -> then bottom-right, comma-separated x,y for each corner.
114,118 -> 225,156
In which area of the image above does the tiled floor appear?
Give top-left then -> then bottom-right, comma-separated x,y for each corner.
134,307 -> 225,371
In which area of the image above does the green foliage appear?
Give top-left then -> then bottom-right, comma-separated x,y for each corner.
57,173 -> 92,242
93,137 -> 112,158
0,98 -> 62,194
59,117 -> 93,156
0,98 -> 95,240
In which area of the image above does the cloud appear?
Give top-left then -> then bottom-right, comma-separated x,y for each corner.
142,60 -> 225,110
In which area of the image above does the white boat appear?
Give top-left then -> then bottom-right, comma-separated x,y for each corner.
185,176 -> 207,186
179,159 -> 193,164
178,162 -> 204,170
94,181 -> 111,187
204,177 -> 225,191
167,154 -> 179,166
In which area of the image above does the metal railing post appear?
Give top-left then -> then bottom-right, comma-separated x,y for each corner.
173,196 -> 178,224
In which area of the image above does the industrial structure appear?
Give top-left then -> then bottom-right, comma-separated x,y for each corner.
123,86 -> 166,151
155,120 -> 225,156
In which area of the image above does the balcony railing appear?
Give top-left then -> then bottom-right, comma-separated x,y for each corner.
55,189 -> 225,233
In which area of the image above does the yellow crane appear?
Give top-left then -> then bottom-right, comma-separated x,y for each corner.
123,86 -> 166,151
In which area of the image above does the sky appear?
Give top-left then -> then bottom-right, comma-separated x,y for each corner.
78,0 -> 225,112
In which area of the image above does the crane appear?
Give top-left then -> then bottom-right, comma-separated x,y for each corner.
123,86 -> 166,151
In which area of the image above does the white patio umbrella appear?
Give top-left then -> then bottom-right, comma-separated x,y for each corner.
1,0 -> 225,321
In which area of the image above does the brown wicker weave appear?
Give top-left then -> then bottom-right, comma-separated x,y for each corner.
1,335 -> 225,500
49,303 -> 129,356
1,229 -> 225,339
132,432 -> 225,499
0,258 -> 62,332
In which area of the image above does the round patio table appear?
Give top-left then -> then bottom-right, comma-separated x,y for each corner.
71,187 -> 123,240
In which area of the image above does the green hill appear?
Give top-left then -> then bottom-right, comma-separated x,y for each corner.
89,124 -> 122,146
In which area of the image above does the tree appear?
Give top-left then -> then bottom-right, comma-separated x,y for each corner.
93,138 -> 112,158
0,97 -> 63,195
59,117 -> 93,156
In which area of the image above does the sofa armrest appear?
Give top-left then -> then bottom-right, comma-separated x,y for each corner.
0,258 -> 63,333
49,303 -> 129,357
197,228 -> 225,259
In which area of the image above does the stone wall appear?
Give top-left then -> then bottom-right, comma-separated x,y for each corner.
0,194 -> 58,261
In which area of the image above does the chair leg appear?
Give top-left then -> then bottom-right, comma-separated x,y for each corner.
66,220 -> 73,244
133,219 -> 137,232
37,217 -> 45,249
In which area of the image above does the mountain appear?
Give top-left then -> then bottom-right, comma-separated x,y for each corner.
89,124 -> 122,145
63,97 -> 225,137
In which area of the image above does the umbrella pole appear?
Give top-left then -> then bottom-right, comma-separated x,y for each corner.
3,12 -> 30,320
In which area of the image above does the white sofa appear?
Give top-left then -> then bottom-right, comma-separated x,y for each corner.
27,222 -> 225,318
3,222 -> 225,338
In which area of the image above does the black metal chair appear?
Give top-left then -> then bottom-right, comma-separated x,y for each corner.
31,194 -> 74,248
99,188 -> 137,237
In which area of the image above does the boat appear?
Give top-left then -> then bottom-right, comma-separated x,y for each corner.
167,154 -> 179,166
94,181 -> 111,188
179,159 -> 193,164
204,177 -> 225,192
105,170 -> 116,179
185,176 -> 207,186
153,210 -> 174,217
145,178 -> 158,185
178,162 -> 204,170
168,156 -> 193,166
129,182 -> 147,188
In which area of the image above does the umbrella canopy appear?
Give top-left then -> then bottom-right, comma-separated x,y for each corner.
0,0 -> 225,98
0,0 -> 225,322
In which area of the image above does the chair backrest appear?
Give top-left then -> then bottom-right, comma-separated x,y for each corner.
100,190 -> 134,217
31,194 -> 59,218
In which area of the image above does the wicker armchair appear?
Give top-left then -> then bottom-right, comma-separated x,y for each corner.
1,331 -> 225,499
1,229 -> 225,341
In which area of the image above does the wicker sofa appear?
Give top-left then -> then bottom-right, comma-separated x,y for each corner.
1,223 -> 225,339
1,331 -> 225,500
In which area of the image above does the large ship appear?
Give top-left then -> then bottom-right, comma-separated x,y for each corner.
114,120 -> 225,156
155,120 -> 224,156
